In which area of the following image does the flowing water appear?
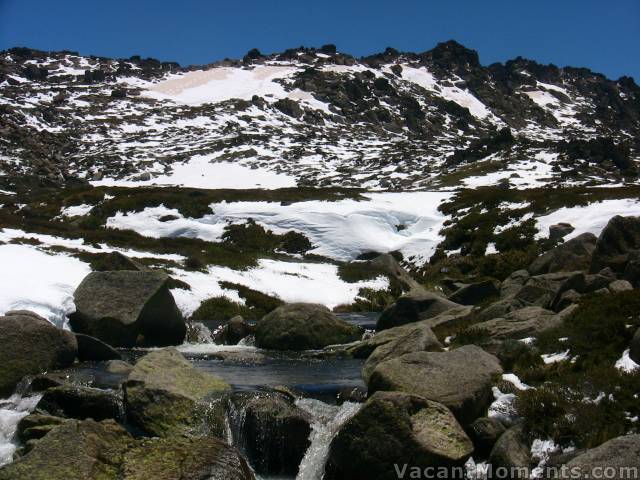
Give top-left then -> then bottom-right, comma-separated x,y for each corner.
0,393 -> 42,466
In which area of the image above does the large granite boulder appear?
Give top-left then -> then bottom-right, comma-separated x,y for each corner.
467,306 -> 565,342
0,311 -> 77,396
231,392 -> 311,476
528,233 -> 597,275
554,434 -> 640,479
255,303 -> 362,350
368,345 -> 503,424
214,316 -> 252,345
70,271 -> 186,347
448,279 -> 500,306
0,418 -> 254,480
362,321 -> 443,383
590,215 -> 640,274
367,253 -> 422,291
123,348 -> 230,436
489,424 -> 531,474
121,436 -> 254,480
324,391 -> 473,480
376,290 -> 464,331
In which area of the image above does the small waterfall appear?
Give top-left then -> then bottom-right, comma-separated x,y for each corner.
0,393 -> 42,467
295,398 -> 362,480
185,321 -> 216,344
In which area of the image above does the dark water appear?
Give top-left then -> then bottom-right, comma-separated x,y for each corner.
185,348 -> 365,402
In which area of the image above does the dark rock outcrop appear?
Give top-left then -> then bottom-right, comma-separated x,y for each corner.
591,215 -> 640,274
528,233 -> 597,275
376,290 -> 463,331
70,270 -> 186,347
325,391 -> 473,480
368,345 -> 503,424
448,279 -> 500,305
0,311 -> 77,396
36,385 -> 123,421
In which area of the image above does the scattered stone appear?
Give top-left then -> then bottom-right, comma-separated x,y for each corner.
255,303 -> 362,350
75,333 -> 122,361
36,385 -> 123,421
489,425 -> 531,474
325,391 -> 473,480
376,290 -> 463,331
500,270 -> 530,298
0,311 -> 77,396
591,215 -> 640,273
558,434 -> 640,479
361,321 -> 442,383
448,279 -> 500,305
528,233 -> 597,275
469,417 -> 506,457
368,345 -> 503,424
123,348 -> 230,436
70,270 -> 186,347
215,315 -> 252,345
549,222 -> 575,240
608,279 -> 633,293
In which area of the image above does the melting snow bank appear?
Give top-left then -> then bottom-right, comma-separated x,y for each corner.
0,394 -> 42,467
535,198 -> 640,240
0,243 -> 91,327
91,156 -> 297,190
108,191 -> 453,264
170,259 -> 389,316
295,398 -> 362,480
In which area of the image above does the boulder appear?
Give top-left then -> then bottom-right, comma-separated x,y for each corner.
215,315 -> 252,345
92,251 -> 148,271
36,385 -> 123,421
500,270 -> 530,298
514,272 -> 582,309
120,436 -> 254,480
467,307 -> 564,348
231,392 -> 311,475
0,419 -> 132,480
552,289 -> 582,312
528,233 -> 597,275
123,348 -> 230,437
368,345 -> 503,424
549,222 -> 575,240
489,424 -> 531,474
468,417 -> 506,457
608,279 -> 633,293
362,322 -> 443,383
17,414 -> 70,443
0,312 -> 77,396
477,297 -> 526,322
255,303 -> 362,351
557,434 -> 640,479
448,279 -> 500,306
75,333 -> 122,361
367,253 -> 422,291
70,270 -> 186,347
324,391 -> 473,480
591,215 -> 640,274
376,290 -> 463,331
630,327 -> 640,364
623,250 -> 640,287
1,418 -> 254,480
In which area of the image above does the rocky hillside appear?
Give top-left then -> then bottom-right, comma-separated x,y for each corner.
1,41 -> 639,189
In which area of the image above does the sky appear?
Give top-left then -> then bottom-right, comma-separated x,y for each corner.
1,0 -> 638,80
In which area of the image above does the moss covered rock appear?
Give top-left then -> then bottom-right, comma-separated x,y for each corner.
123,348 -> 230,436
255,303 -> 362,351
325,391 -> 473,480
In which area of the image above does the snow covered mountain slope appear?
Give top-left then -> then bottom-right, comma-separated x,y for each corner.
1,42 -> 640,323
1,41 -> 638,189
